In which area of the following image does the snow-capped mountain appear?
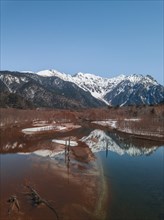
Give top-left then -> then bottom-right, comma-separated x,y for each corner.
104,74 -> 163,106
36,70 -> 127,103
0,71 -> 105,108
0,69 -> 163,108
36,69 -> 163,106
81,129 -> 158,156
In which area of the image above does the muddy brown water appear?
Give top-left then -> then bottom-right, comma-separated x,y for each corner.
0,126 -> 163,220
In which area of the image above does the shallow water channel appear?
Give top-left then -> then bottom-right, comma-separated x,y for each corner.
0,126 -> 163,220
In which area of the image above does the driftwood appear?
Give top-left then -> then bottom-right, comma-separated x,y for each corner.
7,195 -> 20,215
24,185 -> 59,220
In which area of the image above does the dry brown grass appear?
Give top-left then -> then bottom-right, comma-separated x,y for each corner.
0,105 -> 163,136
0,108 -> 77,127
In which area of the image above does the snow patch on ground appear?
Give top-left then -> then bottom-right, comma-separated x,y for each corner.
117,127 -> 164,138
2,142 -> 24,151
22,125 -> 66,134
92,120 -> 117,128
32,120 -> 54,126
92,118 -> 163,138
52,139 -> 78,146
22,123 -> 81,134
124,118 -> 141,121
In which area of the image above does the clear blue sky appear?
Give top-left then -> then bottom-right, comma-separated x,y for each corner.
1,0 -> 163,84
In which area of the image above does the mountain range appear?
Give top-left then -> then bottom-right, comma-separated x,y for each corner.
0,69 -> 163,109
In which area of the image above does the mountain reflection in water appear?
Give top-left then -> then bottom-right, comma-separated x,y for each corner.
81,129 -> 158,156
1,128 -> 161,157
0,127 -> 163,220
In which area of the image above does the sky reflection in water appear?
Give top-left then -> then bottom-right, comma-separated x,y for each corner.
0,128 -> 163,220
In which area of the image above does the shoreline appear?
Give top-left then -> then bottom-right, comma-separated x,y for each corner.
93,155 -> 108,220
91,121 -> 164,142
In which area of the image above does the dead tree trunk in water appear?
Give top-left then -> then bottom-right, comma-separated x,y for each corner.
7,195 -> 20,215
25,185 -> 59,220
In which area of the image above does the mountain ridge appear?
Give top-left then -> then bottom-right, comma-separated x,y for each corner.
36,69 -> 161,104
36,69 -> 163,106
0,69 -> 163,109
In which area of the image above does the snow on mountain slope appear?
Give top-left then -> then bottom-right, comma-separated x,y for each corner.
37,70 -> 59,77
0,73 -> 29,93
104,74 -> 162,106
36,69 -> 161,106
1,69 -> 162,108
20,71 -> 34,74
37,69 -> 73,81
72,72 -> 126,102
36,69 -> 127,102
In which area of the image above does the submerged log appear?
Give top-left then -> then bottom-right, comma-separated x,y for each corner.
7,195 -> 20,215
25,185 -> 59,220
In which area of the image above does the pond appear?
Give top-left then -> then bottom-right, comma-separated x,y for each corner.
0,127 -> 163,220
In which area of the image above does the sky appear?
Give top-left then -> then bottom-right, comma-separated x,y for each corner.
0,0 -> 163,84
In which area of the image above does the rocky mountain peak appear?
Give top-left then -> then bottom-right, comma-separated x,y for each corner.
0,70 -> 163,108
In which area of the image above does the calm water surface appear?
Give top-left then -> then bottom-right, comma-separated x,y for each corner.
0,127 -> 163,220
98,146 -> 164,220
